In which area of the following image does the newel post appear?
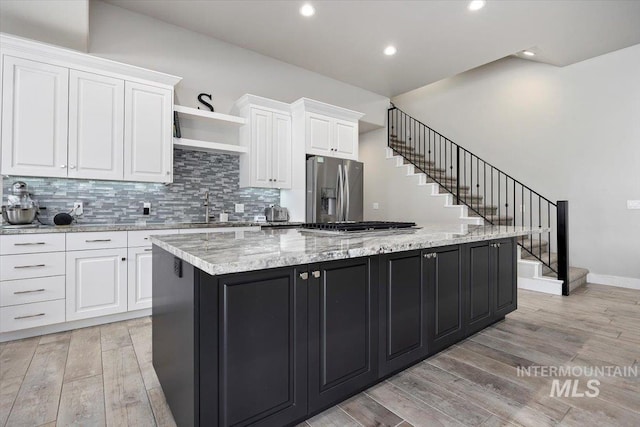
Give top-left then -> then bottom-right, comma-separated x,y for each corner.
557,201 -> 570,295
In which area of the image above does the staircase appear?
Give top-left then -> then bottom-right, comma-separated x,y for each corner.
387,106 -> 588,295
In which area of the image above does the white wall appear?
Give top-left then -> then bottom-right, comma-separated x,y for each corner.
88,0 -> 388,127
360,128 -> 466,226
392,45 -> 640,280
0,0 -> 89,51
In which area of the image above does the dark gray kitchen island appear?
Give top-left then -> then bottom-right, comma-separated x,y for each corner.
151,224 -> 546,427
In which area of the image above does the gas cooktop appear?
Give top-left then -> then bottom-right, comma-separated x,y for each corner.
301,221 -> 417,233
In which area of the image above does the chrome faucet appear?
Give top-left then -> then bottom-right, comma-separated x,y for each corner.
204,191 -> 210,224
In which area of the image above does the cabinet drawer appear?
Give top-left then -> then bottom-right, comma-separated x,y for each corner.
0,276 -> 65,307
66,231 -> 127,251
128,229 -> 179,247
0,299 -> 65,332
0,233 -> 66,255
1,252 -> 65,281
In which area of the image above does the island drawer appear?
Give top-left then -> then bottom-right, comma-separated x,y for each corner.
0,233 -> 66,255
0,299 -> 65,332
1,276 -> 66,307
66,231 -> 127,251
0,252 -> 66,281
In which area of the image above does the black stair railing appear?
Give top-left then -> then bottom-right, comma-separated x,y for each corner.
388,106 -> 571,295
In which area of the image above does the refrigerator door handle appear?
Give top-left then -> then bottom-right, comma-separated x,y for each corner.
344,165 -> 350,220
336,165 -> 344,221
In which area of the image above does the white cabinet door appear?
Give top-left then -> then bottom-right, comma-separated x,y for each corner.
68,70 -> 124,180
251,108 -> 273,188
272,112 -> 292,189
124,82 -> 173,183
127,247 -> 153,311
333,118 -> 358,160
1,56 -> 69,177
306,112 -> 332,156
66,248 -> 128,320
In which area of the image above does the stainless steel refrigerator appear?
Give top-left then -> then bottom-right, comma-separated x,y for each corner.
306,156 -> 363,222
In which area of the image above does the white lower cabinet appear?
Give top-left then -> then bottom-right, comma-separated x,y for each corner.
66,248 -> 128,321
127,247 -> 153,311
0,300 -> 65,333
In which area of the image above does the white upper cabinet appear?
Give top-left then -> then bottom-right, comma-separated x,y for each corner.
272,112 -> 292,188
68,70 -> 124,180
251,108 -> 273,188
0,34 -> 181,182
124,82 -> 173,183
306,113 -> 332,153
1,56 -> 69,177
292,98 -> 363,161
235,95 -> 292,189
333,118 -> 358,159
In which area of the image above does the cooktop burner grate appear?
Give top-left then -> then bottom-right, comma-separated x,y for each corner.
301,221 -> 417,232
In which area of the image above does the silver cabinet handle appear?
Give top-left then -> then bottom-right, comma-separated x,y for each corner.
85,239 -> 111,243
60,165 -> 66,168
144,237 -> 149,240
14,242 -> 46,246
423,253 -> 437,259
312,271 -> 321,279
14,289 -> 46,294
15,313 -> 45,320
299,272 -> 309,280
423,253 -> 429,258
14,264 -> 45,269
70,165 -> 76,169
144,248 -> 153,252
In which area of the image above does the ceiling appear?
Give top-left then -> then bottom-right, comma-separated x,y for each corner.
102,0 -> 640,97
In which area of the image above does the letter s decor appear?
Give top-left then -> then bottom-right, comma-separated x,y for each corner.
197,93 -> 214,112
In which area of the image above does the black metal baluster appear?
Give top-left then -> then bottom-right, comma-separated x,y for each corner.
548,203 -> 552,272
483,161 -> 486,219
513,178 -> 516,227
538,196 -> 542,262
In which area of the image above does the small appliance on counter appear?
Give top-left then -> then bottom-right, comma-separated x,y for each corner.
264,205 -> 289,222
1,181 -> 39,225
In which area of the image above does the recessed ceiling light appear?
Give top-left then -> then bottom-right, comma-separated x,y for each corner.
522,50 -> 536,57
299,3 -> 315,17
384,45 -> 397,56
468,0 -> 486,11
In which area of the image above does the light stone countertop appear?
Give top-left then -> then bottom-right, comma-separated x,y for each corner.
151,224 -> 551,276
0,221 -> 301,235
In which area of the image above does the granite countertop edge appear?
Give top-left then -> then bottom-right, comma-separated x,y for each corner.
0,221 -> 301,235
151,226 -> 550,277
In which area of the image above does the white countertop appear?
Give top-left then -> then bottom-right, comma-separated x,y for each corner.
151,223 -> 550,276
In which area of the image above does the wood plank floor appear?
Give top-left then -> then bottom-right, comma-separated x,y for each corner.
1,283 -> 638,427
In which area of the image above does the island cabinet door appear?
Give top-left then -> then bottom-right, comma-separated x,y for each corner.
208,266 -> 308,427
308,256 -> 379,413
424,245 -> 464,354
379,250 -> 428,376
465,241 -> 495,335
493,238 -> 517,319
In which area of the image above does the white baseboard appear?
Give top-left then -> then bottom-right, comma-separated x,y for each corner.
587,273 -> 640,290
518,276 -> 563,295
0,309 -> 151,343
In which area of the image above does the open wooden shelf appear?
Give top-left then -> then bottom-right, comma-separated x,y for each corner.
174,105 -> 246,125
173,138 -> 248,155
